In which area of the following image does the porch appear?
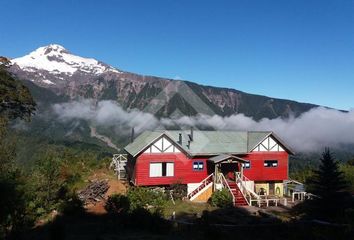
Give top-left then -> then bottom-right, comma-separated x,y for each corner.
188,154 -> 290,207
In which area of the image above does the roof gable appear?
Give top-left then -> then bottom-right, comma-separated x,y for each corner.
124,130 -> 293,157
124,131 -> 163,157
143,136 -> 181,154
249,132 -> 294,155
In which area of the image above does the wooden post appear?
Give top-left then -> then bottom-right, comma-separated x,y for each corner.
213,164 -> 217,191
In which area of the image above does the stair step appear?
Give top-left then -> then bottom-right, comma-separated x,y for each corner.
227,181 -> 249,207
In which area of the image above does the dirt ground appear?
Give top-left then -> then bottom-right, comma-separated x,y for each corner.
85,172 -> 128,215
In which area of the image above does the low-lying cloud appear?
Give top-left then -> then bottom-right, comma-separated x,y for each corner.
53,100 -> 354,152
53,99 -> 159,133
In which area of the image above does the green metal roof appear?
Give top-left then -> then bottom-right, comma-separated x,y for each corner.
124,131 -> 163,157
124,130 -> 293,157
247,131 -> 271,151
164,130 -> 249,155
208,154 -> 249,164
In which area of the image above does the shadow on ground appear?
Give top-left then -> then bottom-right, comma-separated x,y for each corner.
10,206 -> 354,240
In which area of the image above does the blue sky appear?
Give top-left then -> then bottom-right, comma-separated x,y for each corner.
1,0 -> 354,110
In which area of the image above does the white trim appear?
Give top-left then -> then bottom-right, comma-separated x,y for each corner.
162,138 -> 172,151
252,136 -> 286,153
143,136 -> 182,154
189,182 -> 213,201
154,138 -> 163,151
151,145 -> 161,153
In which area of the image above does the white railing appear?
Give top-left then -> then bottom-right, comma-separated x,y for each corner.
234,175 -> 251,206
187,173 -> 214,199
219,173 -> 235,205
235,172 -> 260,200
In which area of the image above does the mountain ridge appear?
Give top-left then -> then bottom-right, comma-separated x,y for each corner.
7,44 -> 319,120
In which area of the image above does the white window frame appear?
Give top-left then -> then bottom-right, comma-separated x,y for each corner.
149,162 -> 174,177
149,163 -> 162,177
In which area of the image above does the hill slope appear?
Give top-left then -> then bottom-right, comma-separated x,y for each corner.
9,44 -> 318,120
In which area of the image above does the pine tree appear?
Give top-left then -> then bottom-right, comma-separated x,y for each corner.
306,148 -> 351,221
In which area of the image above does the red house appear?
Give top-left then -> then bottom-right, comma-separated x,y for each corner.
124,129 -> 294,206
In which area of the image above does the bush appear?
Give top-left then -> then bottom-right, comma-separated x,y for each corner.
105,194 -> 130,214
58,193 -> 84,215
126,187 -> 167,212
129,207 -> 170,233
168,182 -> 187,200
209,189 -> 233,208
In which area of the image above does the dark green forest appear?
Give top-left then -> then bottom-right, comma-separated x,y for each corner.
0,66 -> 113,238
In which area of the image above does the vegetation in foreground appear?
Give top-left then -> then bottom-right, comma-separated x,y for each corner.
1,64 -> 354,239
294,149 -> 354,223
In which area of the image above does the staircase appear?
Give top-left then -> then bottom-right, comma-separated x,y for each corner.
187,173 -> 214,201
228,181 -> 248,206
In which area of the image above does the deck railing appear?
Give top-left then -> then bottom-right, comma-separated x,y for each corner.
234,175 -> 251,206
187,173 -> 214,200
235,172 -> 261,206
235,172 -> 260,200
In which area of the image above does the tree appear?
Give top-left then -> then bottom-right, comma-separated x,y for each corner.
0,65 -> 36,121
0,65 -> 36,237
347,158 -> 354,166
32,150 -> 62,209
305,148 -> 352,221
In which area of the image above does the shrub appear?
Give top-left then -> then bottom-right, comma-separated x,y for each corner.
209,189 -> 233,208
129,207 -> 170,233
105,194 -> 130,214
58,193 -> 84,215
168,181 -> 187,200
126,187 -> 167,212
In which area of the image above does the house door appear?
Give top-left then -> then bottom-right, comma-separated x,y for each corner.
269,182 -> 275,195
220,163 -> 238,181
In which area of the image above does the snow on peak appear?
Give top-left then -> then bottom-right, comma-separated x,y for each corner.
11,44 -> 120,76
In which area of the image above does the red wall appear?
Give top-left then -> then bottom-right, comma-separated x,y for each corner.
134,153 -> 208,186
242,152 -> 289,181
130,151 -> 289,186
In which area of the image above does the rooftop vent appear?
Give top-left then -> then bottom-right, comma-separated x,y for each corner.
189,127 -> 194,141
178,133 -> 182,145
131,127 -> 135,143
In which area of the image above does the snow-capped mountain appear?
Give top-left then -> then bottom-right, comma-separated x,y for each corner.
10,44 -> 121,86
8,44 -> 318,120
12,44 -> 120,76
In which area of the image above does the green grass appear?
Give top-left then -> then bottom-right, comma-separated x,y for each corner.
162,200 -> 216,220
268,210 -> 294,222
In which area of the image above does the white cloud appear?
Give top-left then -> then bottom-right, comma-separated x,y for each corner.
52,99 -> 159,133
53,100 -> 354,152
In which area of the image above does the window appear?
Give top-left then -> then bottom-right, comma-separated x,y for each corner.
242,162 -> 251,169
149,162 -> 174,177
264,160 -> 278,168
193,161 -> 204,171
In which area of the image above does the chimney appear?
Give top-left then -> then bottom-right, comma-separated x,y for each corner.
131,127 -> 135,143
178,133 -> 182,144
190,127 -> 194,141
